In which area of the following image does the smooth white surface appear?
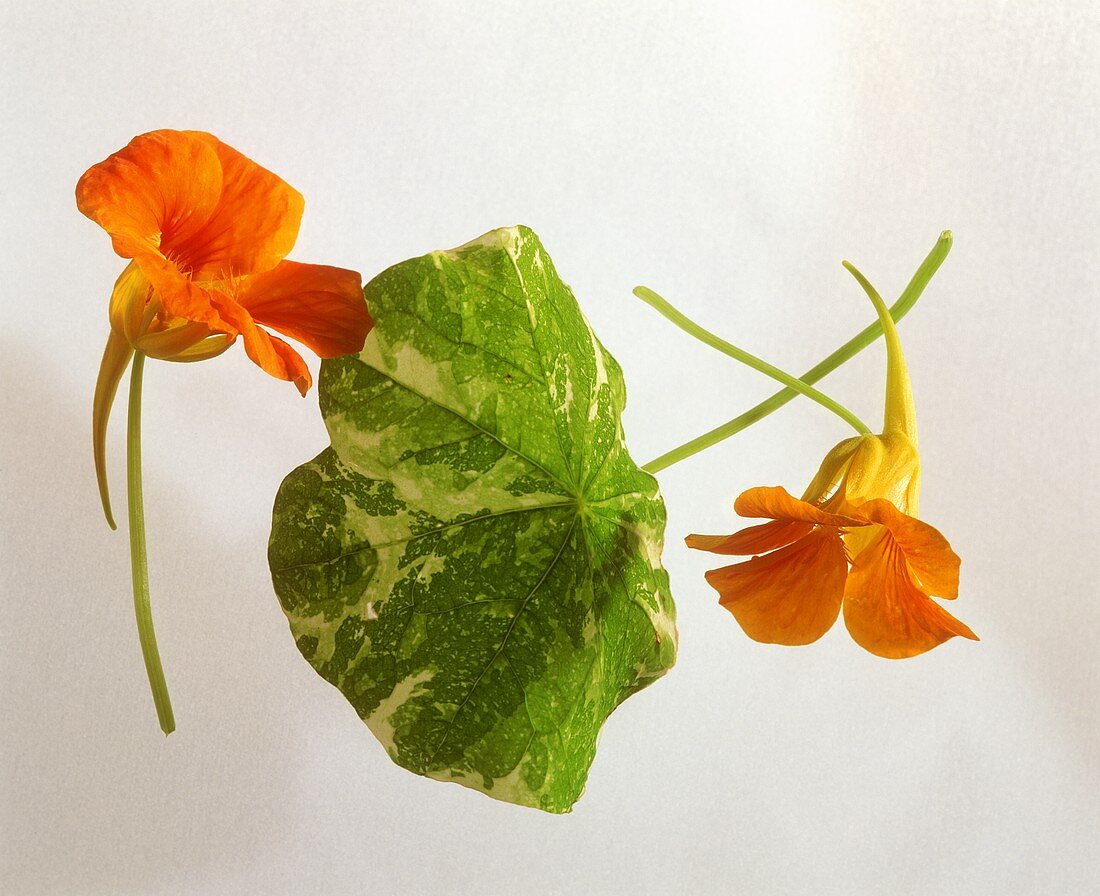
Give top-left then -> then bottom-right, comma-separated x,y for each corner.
2,2 -> 1097,893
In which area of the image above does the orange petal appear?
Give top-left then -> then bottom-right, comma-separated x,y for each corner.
688,485 -> 865,555
201,291 -> 311,393
135,253 -> 235,332
734,486 -> 862,528
234,312 -> 313,396
177,131 -> 303,279
687,520 -> 814,556
92,328 -> 134,530
235,261 -> 371,358
76,129 -> 304,281
76,130 -> 223,261
851,499 -> 960,599
704,527 -> 848,646
842,528 -> 977,659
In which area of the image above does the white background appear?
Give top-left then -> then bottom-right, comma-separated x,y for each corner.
2,2 -> 1097,893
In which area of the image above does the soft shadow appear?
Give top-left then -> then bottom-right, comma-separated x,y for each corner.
0,341 -> 316,895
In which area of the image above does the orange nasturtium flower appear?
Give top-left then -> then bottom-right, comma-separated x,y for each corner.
81,129 -> 372,526
686,265 -> 977,659
78,129 -> 372,732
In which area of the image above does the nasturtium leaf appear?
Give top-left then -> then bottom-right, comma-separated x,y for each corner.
268,226 -> 677,813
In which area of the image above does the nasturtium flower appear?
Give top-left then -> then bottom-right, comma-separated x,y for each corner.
80,128 -> 372,524
78,129 -> 372,733
686,266 -> 977,659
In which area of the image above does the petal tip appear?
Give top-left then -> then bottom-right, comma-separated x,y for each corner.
957,623 -> 980,643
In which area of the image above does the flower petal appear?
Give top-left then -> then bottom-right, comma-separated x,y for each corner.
851,499 -> 960,599
688,485 -> 864,555
233,312 -> 313,396
235,261 -> 371,358
76,130 -> 223,261
177,131 -> 303,279
77,129 -> 304,282
129,253 -> 233,333
92,328 -> 134,530
687,520 -> 813,556
843,527 -> 977,659
108,260 -> 239,352
734,486 -> 861,528
703,527 -> 848,646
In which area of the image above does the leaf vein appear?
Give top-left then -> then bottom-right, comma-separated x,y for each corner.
426,514 -> 580,766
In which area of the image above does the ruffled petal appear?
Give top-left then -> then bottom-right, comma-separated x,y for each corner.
687,520 -> 813,556
688,485 -> 864,556
734,486 -> 861,528
109,258 -> 237,341
235,260 -> 371,358
703,527 -> 848,646
134,252 -> 235,333
175,131 -> 303,279
92,328 -> 134,530
76,130 -> 222,261
229,307 -> 313,396
851,499 -> 960,599
843,527 -> 977,659
77,129 -> 304,284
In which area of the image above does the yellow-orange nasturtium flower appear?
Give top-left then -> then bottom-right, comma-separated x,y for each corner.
686,267 -> 977,659
79,129 -> 372,525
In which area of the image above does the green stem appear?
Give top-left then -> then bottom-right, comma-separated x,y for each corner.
127,352 -> 175,735
633,286 -> 871,436
643,230 -> 952,473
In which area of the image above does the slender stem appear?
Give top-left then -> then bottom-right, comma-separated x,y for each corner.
643,231 -> 952,473
633,286 -> 871,436
842,260 -> 917,440
127,352 -> 176,735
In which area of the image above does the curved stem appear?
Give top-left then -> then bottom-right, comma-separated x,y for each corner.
127,352 -> 175,735
633,286 -> 871,435
842,260 -> 917,440
643,231 -> 952,473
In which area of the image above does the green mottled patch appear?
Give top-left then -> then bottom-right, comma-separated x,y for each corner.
268,226 -> 677,813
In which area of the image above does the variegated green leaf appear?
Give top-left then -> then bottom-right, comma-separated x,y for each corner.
268,226 -> 677,813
